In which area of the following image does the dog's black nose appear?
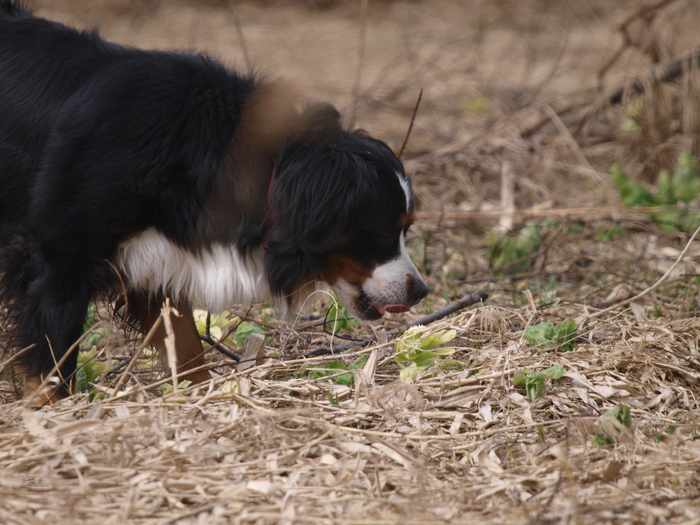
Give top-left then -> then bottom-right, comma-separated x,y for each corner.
408,275 -> 429,305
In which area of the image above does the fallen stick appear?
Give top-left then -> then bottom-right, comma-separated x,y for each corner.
304,290 -> 488,357
608,47 -> 700,105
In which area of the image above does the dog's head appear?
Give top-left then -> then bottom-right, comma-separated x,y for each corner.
266,104 -> 428,320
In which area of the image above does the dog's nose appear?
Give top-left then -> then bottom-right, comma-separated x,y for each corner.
407,275 -> 429,305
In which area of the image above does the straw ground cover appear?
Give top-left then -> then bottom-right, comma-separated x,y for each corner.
4,0 -> 700,523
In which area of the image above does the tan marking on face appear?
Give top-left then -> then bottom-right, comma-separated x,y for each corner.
322,253 -> 373,286
397,212 -> 414,230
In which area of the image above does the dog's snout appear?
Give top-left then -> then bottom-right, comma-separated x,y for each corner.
407,275 -> 429,305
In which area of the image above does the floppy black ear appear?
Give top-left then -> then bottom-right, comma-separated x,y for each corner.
265,104 -> 371,301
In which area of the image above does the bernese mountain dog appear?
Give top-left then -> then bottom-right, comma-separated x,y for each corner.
0,1 -> 428,403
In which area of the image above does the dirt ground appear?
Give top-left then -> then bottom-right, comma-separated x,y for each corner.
4,0 -> 700,523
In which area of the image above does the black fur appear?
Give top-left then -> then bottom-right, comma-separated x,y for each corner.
0,1 -> 424,395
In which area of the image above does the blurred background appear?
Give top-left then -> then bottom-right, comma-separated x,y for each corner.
29,0 -> 700,314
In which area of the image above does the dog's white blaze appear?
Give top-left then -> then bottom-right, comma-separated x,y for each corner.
363,233 -> 421,302
118,228 -> 268,312
396,170 -> 412,212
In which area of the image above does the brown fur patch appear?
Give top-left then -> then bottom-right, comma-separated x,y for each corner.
398,212 -> 414,229
23,375 -> 69,406
322,253 -> 374,286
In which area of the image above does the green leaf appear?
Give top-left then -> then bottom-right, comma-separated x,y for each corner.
524,322 -> 555,348
593,404 -> 632,447
234,321 -> 265,347
399,364 -> 419,381
75,367 -> 88,393
541,365 -> 567,380
513,370 -> 546,400
514,366 -> 567,400
420,329 -> 457,350
612,164 -> 653,206
82,304 -> 98,332
326,303 -> 358,331
307,361 -> 356,387
525,319 -> 576,352
672,154 -> 700,203
348,354 -> 369,370
655,169 -> 674,205
393,328 -> 458,381
553,318 -> 577,352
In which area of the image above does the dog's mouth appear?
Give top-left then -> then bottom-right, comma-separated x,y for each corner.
355,292 -> 410,320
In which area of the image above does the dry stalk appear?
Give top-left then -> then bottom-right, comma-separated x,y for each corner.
345,0 -> 369,128
397,88 -> 423,159
230,0 -> 252,72
589,223 -> 700,319
108,314 -> 164,399
162,299 -> 179,395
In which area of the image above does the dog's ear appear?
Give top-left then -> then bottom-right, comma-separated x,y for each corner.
295,103 -> 343,143
265,107 -> 369,302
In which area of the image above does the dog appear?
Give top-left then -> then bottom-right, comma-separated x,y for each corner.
0,1 -> 428,403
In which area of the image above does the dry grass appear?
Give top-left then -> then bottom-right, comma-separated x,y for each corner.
5,0 -> 700,523
3,308 -> 700,524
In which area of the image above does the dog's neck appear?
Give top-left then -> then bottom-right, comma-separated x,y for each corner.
192,81 -> 299,251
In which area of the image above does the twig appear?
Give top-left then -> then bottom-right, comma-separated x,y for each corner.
543,104 -> 601,184
397,88 -> 423,159
346,0 -> 369,128
199,333 -> 240,362
230,0 -> 252,72
108,314 -> 164,399
161,299 -> 179,395
414,205 -> 637,220
589,223 -> 700,319
304,290 -> 488,357
599,0 -> 679,83
608,46 -> 700,105
0,344 -> 34,374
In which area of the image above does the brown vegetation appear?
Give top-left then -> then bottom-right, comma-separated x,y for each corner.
4,0 -> 700,523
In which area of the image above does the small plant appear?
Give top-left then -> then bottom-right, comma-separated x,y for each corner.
193,310 -> 265,348
487,221 -> 542,272
394,326 -> 458,380
234,321 -> 266,347
593,405 -> 633,447
524,318 -> 577,352
513,365 -> 567,400
612,154 -> 700,232
80,304 -> 104,349
160,379 -> 193,397
193,310 -> 236,340
306,354 -> 369,387
75,347 -> 117,401
325,303 -> 358,332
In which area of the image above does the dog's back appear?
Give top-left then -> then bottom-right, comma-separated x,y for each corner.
0,2 -> 111,229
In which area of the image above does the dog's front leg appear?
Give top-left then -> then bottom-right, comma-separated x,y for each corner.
127,292 -> 211,385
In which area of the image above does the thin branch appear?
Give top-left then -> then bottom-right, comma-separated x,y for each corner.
589,223 -> 700,319
199,334 -> 240,362
304,290 -> 488,357
346,0 -> 369,128
397,88 -> 423,159
608,47 -> 700,105
230,0 -> 252,72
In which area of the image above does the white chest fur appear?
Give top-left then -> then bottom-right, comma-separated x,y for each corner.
118,228 -> 269,312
